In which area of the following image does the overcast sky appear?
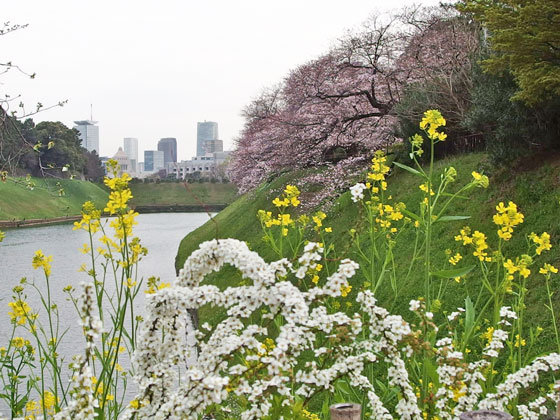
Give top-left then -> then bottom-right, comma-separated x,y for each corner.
3,0 -> 439,161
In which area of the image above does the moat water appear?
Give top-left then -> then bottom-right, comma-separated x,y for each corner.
0,212 -> 212,415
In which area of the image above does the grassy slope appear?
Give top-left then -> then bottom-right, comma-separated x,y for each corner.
0,178 -> 108,220
129,182 -> 238,206
176,152 -> 560,350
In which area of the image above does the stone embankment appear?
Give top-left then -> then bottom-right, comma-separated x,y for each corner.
0,215 -> 82,229
0,205 -> 227,229
131,204 -> 227,213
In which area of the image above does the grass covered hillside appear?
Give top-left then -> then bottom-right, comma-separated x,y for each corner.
129,181 -> 238,207
176,151 -> 560,352
0,178 -> 108,220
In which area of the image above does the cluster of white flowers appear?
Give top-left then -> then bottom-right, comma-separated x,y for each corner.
77,282 -> 103,357
54,283 -> 101,420
57,240 -> 560,419
350,183 -> 367,202
54,356 -> 98,420
480,353 -> 560,412
295,242 -> 323,279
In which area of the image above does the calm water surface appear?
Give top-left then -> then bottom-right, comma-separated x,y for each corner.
0,213 -> 212,413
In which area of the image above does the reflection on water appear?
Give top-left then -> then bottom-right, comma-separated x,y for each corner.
0,212 -> 212,414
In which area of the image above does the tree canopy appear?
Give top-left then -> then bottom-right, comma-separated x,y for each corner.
458,0 -> 560,105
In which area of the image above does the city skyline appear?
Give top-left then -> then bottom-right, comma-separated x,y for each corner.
115,126 -> 218,167
78,118 -> 224,161
3,0 -> 439,161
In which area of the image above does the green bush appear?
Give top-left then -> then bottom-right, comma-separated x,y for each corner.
463,59 -> 560,165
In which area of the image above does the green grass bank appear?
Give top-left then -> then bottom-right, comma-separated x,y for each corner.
176,152 -> 560,351
129,181 -> 238,208
0,179 -> 239,223
0,178 -> 108,221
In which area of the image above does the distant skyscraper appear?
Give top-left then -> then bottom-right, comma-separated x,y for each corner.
144,150 -> 164,172
123,137 -> 138,172
74,120 -> 99,153
197,121 -> 219,156
157,137 -> 177,164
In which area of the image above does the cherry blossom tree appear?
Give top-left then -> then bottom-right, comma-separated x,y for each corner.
229,6 -> 479,195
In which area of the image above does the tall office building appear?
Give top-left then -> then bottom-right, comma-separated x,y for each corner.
157,137 -> 177,165
196,121 -> 219,156
123,137 -> 138,172
144,150 -> 164,172
74,120 -> 99,153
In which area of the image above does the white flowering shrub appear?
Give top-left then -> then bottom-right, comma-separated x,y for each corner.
112,238 -> 560,420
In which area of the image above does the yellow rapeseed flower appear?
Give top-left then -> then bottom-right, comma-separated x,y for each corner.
9,300 -> 32,325
530,232 -> 552,255
449,253 -> 462,266
482,327 -> 494,345
514,334 -> 526,347
419,182 -> 435,196
272,197 -> 290,208
494,201 -> 523,241
539,263 -> 558,275
11,337 -> 26,348
452,383 -> 467,402
284,185 -> 300,199
340,284 -> 352,297
303,409 -> 320,420
41,391 -> 57,413
367,151 -> 390,182
419,109 -> 446,141
471,171 -> 489,188
504,255 -> 532,279
32,250 -> 53,276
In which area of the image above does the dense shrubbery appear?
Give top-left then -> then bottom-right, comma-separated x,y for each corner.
462,59 -> 560,166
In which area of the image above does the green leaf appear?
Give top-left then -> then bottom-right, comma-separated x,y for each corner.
334,380 -> 352,399
393,161 -> 422,176
434,215 -> 471,223
402,209 -> 421,222
430,265 -> 475,279
465,296 -> 475,338
423,358 -> 440,387
321,397 -> 331,419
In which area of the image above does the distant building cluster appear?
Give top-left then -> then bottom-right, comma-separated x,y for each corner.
75,118 -> 230,180
168,121 -> 228,179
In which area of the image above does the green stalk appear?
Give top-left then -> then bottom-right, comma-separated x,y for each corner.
545,274 -> 560,353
